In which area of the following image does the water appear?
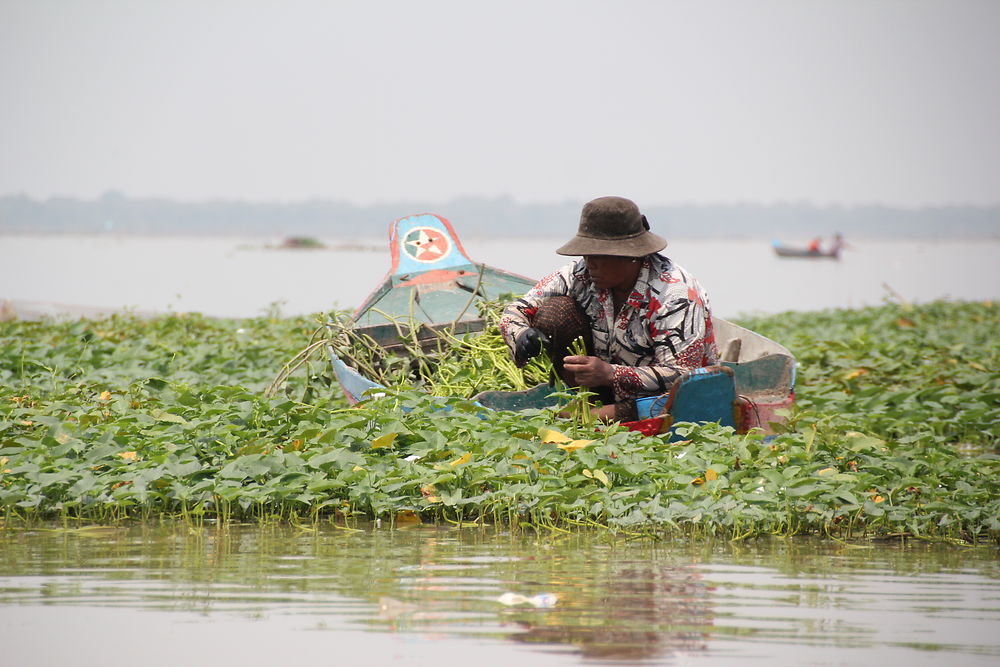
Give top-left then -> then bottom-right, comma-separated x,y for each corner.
1,524 -> 997,666
2,234 -> 998,319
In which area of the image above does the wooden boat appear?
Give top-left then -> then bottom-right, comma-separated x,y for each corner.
772,240 -> 840,259
349,213 -> 538,349
328,215 -> 796,439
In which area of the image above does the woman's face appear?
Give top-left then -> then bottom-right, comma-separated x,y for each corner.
583,255 -> 642,292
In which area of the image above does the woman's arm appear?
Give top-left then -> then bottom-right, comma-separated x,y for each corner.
498,266 -> 574,356
609,295 -> 715,400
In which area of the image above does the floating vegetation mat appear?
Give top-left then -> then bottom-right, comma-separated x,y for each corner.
1,301 -> 998,543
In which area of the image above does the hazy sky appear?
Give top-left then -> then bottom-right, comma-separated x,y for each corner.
1,0 -> 998,207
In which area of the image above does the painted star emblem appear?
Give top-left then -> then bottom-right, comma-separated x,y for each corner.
403,227 -> 450,262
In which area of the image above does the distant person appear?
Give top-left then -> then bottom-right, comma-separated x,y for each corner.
829,233 -> 845,257
807,237 -> 821,253
499,196 -> 718,422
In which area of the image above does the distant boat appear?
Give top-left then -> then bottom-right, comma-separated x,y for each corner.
279,236 -> 326,249
772,240 -> 841,259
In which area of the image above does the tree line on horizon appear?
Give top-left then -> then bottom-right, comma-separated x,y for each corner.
1,192 -> 997,240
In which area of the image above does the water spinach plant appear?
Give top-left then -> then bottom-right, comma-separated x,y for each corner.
1,300 -> 997,542
301,299 -> 559,398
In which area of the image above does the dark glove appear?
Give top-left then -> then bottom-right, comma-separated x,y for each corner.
514,327 -> 548,366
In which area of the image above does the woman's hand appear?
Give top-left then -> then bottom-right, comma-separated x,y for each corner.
562,355 -> 613,387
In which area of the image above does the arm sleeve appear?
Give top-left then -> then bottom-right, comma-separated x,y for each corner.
609,295 -> 714,400
498,267 -> 573,358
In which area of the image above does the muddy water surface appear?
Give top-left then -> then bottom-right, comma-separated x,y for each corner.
1,523 -> 998,666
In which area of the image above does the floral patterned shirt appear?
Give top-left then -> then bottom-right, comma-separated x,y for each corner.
500,253 -> 718,402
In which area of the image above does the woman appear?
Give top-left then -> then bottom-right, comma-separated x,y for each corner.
500,196 -> 718,422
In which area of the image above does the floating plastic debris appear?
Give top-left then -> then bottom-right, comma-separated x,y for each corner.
496,592 -> 557,608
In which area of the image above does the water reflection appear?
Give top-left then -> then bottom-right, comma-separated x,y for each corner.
503,560 -> 713,661
1,523 -> 999,666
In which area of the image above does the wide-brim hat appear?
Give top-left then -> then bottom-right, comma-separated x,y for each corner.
556,196 -> 667,257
